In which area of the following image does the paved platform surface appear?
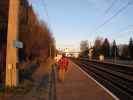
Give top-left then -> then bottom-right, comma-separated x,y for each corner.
56,61 -> 117,100
0,58 -> 54,100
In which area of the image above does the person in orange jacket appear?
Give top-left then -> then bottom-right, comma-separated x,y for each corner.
58,54 -> 69,82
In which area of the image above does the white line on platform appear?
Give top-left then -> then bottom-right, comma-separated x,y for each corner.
74,63 -> 120,100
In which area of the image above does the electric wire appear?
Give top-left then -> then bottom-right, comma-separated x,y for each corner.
105,0 -> 118,14
93,0 -> 133,33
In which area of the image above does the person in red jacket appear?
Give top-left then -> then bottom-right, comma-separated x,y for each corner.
58,54 -> 69,82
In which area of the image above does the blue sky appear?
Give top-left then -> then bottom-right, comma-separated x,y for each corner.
30,0 -> 133,50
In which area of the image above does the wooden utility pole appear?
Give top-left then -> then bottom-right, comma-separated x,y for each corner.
50,43 -> 52,58
5,0 -> 20,87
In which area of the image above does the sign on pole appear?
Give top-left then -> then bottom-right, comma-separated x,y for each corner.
13,40 -> 23,48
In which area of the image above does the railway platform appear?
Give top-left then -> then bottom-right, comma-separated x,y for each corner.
55,61 -> 118,100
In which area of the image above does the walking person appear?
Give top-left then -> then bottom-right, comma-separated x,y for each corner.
58,54 -> 69,82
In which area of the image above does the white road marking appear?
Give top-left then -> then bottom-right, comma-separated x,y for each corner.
74,63 -> 120,100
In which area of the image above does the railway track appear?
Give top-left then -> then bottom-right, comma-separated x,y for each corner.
72,58 -> 133,100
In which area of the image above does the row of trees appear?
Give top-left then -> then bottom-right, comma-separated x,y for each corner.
18,0 -> 55,63
80,37 -> 133,60
93,37 -> 118,58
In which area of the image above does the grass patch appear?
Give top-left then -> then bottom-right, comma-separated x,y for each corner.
5,80 -> 34,95
0,85 -> 5,96
0,91 -> 4,96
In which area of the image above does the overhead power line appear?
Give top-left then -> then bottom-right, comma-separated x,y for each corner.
94,0 -> 133,33
41,0 -> 52,30
41,0 -> 49,17
123,24 -> 133,30
105,0 -> 118,14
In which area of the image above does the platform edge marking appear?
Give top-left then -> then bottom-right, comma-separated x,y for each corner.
74,63 -> 120,100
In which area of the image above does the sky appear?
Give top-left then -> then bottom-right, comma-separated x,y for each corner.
30,0 -> 133,51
